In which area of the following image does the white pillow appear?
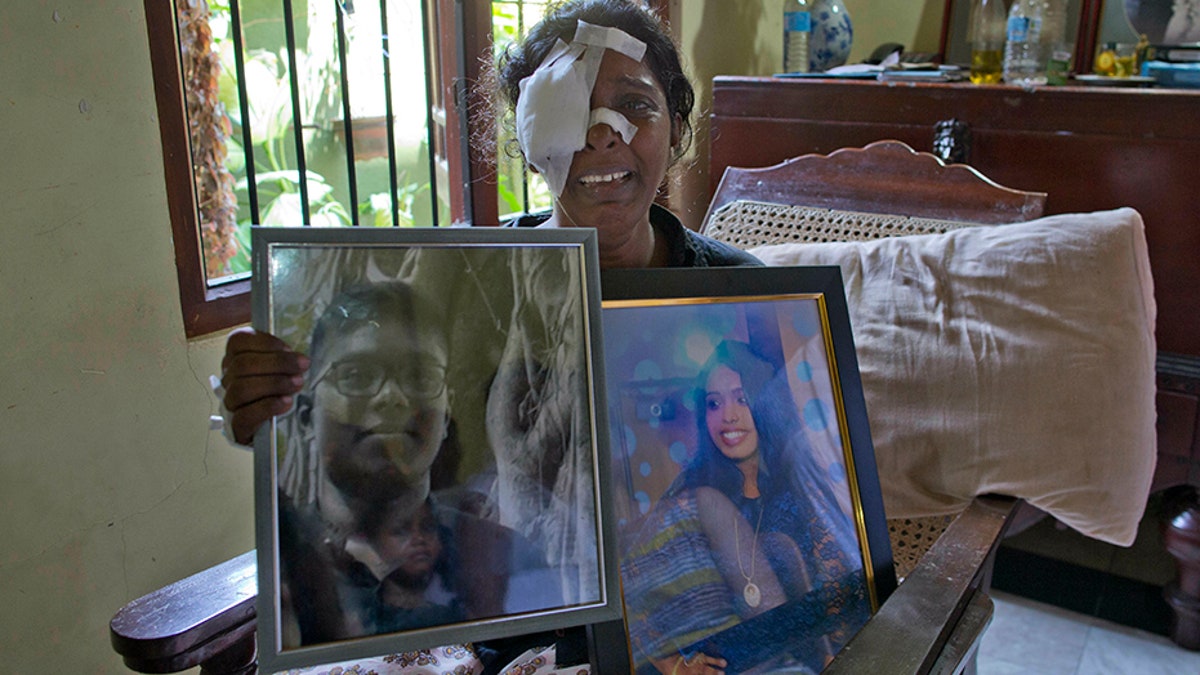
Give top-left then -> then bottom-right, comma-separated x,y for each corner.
750,208 -> 1156,546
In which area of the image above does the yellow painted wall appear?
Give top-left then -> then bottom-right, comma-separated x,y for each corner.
0,0 -> 947,670
0,2 -> 252,671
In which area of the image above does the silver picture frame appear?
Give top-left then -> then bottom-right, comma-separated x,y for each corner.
251,226 -> 618,672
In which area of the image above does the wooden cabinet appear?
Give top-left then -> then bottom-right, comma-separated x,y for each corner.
709,77 -> 1200,360
1157,356 -> 1200,490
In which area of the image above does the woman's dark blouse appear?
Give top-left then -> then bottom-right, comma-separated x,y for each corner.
508,203 -> 762,268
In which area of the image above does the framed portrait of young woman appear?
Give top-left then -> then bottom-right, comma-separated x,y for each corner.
250,226 -> 619,673
600,265 -> 896,675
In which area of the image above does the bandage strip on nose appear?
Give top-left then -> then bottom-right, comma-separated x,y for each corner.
516,21 -> 648,196
588,107 -> 637,145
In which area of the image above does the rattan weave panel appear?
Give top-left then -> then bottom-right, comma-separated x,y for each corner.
704,200 -> 979,248
888,515 -> 960,582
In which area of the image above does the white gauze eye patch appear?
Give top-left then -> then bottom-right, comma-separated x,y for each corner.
515,21 -> 648,196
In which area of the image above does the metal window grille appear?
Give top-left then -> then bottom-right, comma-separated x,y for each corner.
179,0 -> 447,287
180,0 -> 554,287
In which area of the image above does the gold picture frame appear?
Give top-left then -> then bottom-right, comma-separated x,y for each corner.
600,266 -> 896,674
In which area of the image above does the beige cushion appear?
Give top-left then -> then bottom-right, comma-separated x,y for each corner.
749,208 -> 1156,546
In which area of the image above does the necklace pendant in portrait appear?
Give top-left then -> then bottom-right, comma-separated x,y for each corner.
743,581 -> 762,608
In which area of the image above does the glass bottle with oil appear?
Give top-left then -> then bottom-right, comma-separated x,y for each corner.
968,0 -> 1007,84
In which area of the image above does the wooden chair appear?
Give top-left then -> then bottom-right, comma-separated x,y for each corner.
701,139 -> 1045,233
699,140 -> 1051,673
111,141 -> 1048,675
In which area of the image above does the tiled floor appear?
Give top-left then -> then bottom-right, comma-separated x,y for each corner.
976,490 -> 1200,674
978,591 -> 1200,674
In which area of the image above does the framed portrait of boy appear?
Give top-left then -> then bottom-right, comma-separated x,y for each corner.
250,226 -> 620,672
600,265 -> 895,675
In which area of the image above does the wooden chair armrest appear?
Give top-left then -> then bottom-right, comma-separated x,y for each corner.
110,550 -> 258,674
824,495 -> 1019,675
928,592 -> 995,675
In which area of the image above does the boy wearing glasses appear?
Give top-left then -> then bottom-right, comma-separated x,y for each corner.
294,282 -> 451,527
277,281 -> 561,647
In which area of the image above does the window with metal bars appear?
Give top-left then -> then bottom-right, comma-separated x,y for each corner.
147,0 -> 476,336
146,0 -> 664,337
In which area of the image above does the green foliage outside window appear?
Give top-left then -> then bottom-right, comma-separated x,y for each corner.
190,0 -> 438,285
189,1 -> 557,283
491,1 -> 553,219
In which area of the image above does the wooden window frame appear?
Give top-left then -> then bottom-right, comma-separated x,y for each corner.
145,0 -> 490,336
145,0 -> 251,337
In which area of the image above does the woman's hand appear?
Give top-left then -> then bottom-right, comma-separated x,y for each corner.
653,652 -> 727,675
221,327 -> 310,445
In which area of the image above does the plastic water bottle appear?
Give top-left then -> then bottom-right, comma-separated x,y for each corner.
783,0 -> 811,74
1004,0 -> 1046,85
1004,0 -> 1070,85
968,0 -> 1008,84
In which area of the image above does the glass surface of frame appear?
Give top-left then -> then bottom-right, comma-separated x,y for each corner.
600,266 -> 895,675
251,226 -> 618,672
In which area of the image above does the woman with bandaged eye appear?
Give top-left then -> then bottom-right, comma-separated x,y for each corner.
219,0 -> 761,671
221,0 -> 758,455
494,0 -> 760,271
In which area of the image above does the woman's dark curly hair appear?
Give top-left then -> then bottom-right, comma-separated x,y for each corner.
491,0 -> 695,161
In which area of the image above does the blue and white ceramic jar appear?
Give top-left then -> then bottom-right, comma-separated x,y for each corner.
809,0 -> 853,72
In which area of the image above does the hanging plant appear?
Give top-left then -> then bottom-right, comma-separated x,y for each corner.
178,0 -> 239,278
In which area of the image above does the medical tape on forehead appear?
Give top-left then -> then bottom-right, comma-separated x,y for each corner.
536,37 -> 581,73
572,20 -> 647,62
571,21 -> 647,142
569,22 -> 647,117
515,22 -> 648,196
